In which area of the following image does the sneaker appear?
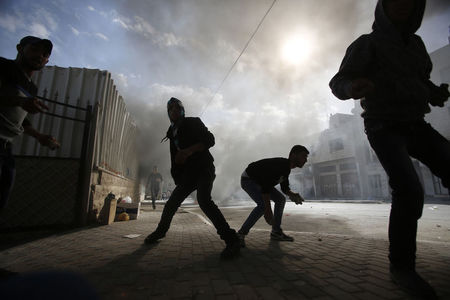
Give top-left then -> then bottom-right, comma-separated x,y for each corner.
237,232 -> 246,248
270,230 -> 294,242
144,231 -> 164,244
390,264 -> 438,299
220,235 -> 240,259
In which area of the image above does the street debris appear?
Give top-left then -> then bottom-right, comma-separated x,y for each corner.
123,234 -> 141,239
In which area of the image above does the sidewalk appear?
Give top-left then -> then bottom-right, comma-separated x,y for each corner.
1,206 -> 449,299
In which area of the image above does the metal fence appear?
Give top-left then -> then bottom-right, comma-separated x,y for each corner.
14,66 -> 138,179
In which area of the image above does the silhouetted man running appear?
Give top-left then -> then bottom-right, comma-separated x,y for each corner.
330,0 -> 449,298
144,97 -> 240,259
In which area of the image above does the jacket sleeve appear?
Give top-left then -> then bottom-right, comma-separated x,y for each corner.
329,34 -> 374,100
192,117 -> 215,149
418,37 -> 440,93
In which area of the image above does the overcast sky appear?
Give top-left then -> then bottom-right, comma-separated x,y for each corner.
1,0 -> 449,201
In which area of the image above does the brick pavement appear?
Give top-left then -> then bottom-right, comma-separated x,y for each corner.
1,206 -> 449,299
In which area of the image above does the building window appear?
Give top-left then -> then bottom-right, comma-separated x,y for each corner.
340,162 -> 356,171
320,174 -> 338,197
329,138 -> 344,153
319,165 -> 336,173
341,172 -> 360,197
369,174 -> 383,197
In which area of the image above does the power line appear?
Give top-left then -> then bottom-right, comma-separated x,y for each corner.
200,0 -> 278,117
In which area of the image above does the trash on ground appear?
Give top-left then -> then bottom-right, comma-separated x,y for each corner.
436,224 -> 441,228
123,234 -> 141,239
117,212 -> 130,221
120,196 -> 132,203
318,238 -> 322,242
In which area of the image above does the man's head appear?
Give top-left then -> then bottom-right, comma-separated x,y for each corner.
167,97 -> 185,123
383,0 -> 416,27
16,36 -> 53,71
153,166 -> 158,173
289,145 -> 309,168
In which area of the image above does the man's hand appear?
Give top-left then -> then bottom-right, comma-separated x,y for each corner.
289,193 -> 304,205
264,207 -> 273,225
350,78 -> 375,99
37,134 -> 60,150
429,83 -> 449,107
21,97 -> 49,114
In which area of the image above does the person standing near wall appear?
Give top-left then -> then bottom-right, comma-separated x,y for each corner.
0,36 -> 60,212
329,0 -> 449,298
147,166 -> 163,209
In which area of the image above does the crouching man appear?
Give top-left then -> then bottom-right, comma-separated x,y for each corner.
237,145 -> 308,247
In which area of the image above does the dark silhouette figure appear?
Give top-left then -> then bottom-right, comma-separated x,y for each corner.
0,36 -> 60,211
329,0 -> 449,298
237,145 -> 308,247
144,97 -> 240,259
147,166 -> 162,209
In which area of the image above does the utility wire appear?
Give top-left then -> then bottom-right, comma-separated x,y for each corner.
200,0 -> 278,117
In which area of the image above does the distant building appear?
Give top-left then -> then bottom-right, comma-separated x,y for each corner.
291,44 -> 450,201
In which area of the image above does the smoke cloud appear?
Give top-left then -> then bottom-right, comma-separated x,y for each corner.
118,0 -> 448,203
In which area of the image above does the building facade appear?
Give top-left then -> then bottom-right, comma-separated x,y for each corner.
290,44 -> 450,201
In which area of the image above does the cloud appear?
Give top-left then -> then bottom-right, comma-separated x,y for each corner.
114,73 -> 129,89
36,7 -> 58,31
112,17 -> 129,29
95,32 -> 109,41
112,14 -> 183,47
87,5 -> 95,11
0,13 -> 21,32
30,22 -> 50,38
69,25 -> 79,35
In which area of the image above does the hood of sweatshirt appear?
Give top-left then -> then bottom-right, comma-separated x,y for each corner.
372,0 -> 425,37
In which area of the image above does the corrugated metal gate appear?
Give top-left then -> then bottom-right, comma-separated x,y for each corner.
0,66 -> 138,230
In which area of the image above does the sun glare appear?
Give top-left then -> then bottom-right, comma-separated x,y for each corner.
281,35 -> 313,65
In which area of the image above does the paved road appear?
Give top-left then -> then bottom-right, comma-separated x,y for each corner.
185,202 -> 450,243
0,202 -> 449,299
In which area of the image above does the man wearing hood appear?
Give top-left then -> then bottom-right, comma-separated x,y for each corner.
144,97 -> 240,259
329,0 -> 448,298
0,36 -> 60,212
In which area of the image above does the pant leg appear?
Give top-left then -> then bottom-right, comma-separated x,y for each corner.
0,147 -> 15,212
196,166 -> 236,244
270,188 -> 286,233
151,185 -> 159,208
367,127 -> 423,269
154,181 -> 195,235
408,122 -> 450,191
238,176 -> 265,235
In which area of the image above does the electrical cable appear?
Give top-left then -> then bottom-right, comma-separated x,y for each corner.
200,0 -> 278,116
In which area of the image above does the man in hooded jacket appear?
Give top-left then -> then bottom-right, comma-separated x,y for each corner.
144,97 -> 240,259
329,0 -> 448,298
